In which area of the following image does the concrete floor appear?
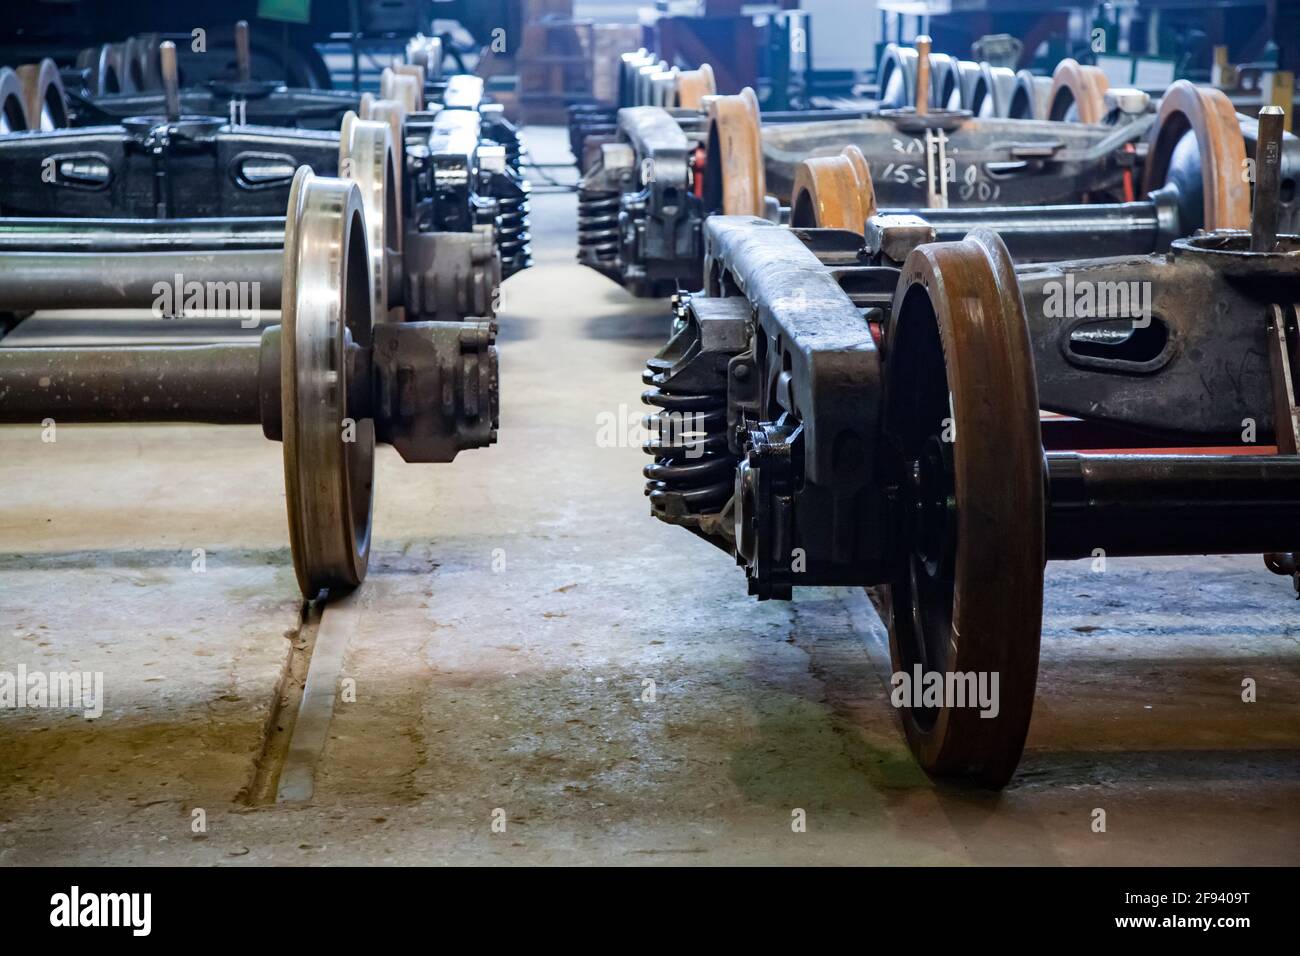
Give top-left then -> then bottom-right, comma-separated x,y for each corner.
1,128 -> 1297,866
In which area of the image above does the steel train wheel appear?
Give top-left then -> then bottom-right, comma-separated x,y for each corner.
15,58 -> 67,130
357,96 -> 406,218
280,168 -> 376,597
704,87 -> 766,216
381,67 -> 423,113
676,63 -> 716,110
76,43 -> 122,95
790,145 -> 876,230
127,33 -> 163,91
882,229 -> 1045,788
392,64 -> 426,110
1047,59 -> 1108,124
929,54 -> 959,111
0,67 -> 28,133
969,63 -> 1016,118
1007,70 -> 1052,120
106,42 -> 137,94
1143,81 -> 1250,231
952,60 -> 983,111
876,44 -> 915,109
339,111 -> 401,320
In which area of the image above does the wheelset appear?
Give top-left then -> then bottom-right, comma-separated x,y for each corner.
881,231 -> 1045,787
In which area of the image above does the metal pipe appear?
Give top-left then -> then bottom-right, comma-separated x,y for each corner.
1046,453 -> 1300,559
0,217 -> 285,251
883,199 -> 1165,261
1251,105 -> 1285,252
0,342 -> 265,424
0,250 -> 283,311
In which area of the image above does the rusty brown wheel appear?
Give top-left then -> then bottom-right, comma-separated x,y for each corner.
704,87 -> 766,216
280,167 -> 376,597
790,145 -> 876,230
0,67 -> 28,133
1143,80 -> 1250,231
676,62 -> 716,109
881,229 -> 1045,788
15,58 -> 67,129
1047,58 -> 1108,124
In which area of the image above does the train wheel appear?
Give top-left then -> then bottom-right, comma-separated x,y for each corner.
280,168 -> 376,597
339,112 -> 401,320
881,228 -> 1045,788
0,67 -> 28,133
380,67 -> 421,115
676,62 -> 715,110
1143,80 -> 1249,231
876,43 -> 915,109
357,97 -> 406,219
704,87 -> 765,216
790,145 -> 876,230
1047,58 -> 1108,124
15,58 -> 67,129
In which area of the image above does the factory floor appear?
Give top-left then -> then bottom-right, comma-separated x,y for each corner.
1,128 -> 1296,867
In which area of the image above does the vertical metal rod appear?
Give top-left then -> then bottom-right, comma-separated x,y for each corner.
936,127 -> 949,209
924,127 -> 936,208
1251,105 -> 1285,252
914,34 -> 931,115
159,41 -> 180,120
235,19 -> 252,83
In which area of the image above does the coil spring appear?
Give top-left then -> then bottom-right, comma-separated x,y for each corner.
567,104 -> 617,160
496,190 -> 532,277
578,189 -> 620,263
641,370 -> 735,514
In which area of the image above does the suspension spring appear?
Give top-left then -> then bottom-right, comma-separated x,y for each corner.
496,188 -> 532,277
641,369 -> 736,515
577,188 -> 620,264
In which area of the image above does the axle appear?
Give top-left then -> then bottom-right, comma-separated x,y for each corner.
1045,453 -> 1300,559
0,340 -> 267,424
0,217 -> 286,251
876,189 -> 1179,262
0,320 -> 497,463
0,249 -> 285,311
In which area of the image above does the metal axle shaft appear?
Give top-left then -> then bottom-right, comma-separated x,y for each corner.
880,192 -> 1176,262
1046,453 -> 1300,559
0,340 -> 271,424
